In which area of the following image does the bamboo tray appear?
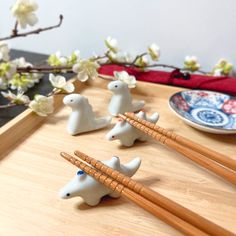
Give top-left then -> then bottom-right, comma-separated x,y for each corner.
0,79 -> 235,236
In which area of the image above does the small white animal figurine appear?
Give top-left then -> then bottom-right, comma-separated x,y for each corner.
59,156 -> 141,206
63,94 -> 112,135
108,80 -> 145,116
106,111 -> 159,147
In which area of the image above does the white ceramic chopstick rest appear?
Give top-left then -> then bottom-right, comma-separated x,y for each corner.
59,156 -> 141,206
63,94 -> 112,135
106,111 -> 159,146
108,80 -> 145,116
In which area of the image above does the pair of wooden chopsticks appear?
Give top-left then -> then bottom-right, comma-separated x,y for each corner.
61,151 -> 234,236
118,112 -> 236,186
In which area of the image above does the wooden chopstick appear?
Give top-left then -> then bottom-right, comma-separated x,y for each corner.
125,112 -> 236,171
60,152 -> 209,236
74,150 -> 234,236
119,114 -> 236,186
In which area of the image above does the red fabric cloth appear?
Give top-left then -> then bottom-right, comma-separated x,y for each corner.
99,65 -> 236,95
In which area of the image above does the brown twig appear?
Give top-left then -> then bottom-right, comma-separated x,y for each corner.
132,52 -> 147,64
91,55 -> 108,61
103,61 -> 208,75
0,15 -> 63,41
15,60 -> 208,76
15,57 -> 209,76
97,74 -> 114,80
12,21 -> 18,36
103,50 -> 208,74
16,65 -> 73,73
0,103 -> 17,109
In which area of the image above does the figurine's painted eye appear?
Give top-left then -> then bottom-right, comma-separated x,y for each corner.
112,135 -> 115,139
70,99 -> 73,102
115,85 -> 118,88
77,170 -> 84,175
66,193 -> 70,197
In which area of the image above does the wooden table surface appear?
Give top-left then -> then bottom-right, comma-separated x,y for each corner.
0,79 -> 235,236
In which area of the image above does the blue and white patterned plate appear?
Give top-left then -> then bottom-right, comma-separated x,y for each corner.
169,90 -> 236,134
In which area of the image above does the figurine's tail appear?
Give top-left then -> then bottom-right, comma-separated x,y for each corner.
132,100 -> 145,112
147,112 -> 159,124
94,116 -> 112,130
121,157 -> 141,177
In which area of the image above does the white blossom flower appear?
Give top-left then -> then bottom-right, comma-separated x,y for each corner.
0,62 -> 17,89
1,90 -> 30,105
12,57 -> 32,67
0,41 -> 10,61
212,68 -> 223,76
212,58 -> 233,76
117,52 -> 132,63
0,77 -> 8,90
47,51 -> 67,67
29,95 -> 54,116
0,62 -> 16,79
107,51 -> 117,61
73,60 -> 100,82
11,0 -> 38,29
10,57 -> 42,92
107,51 -> 132,63
184,56 -> 200,72
105,36 -> 119,53
148,43 -> 160,61
114,71 -> 136,88
121,52 -> 132,63
49,73 -> 74,93
10,73 -> 32,92
135,55 -> 149,67
68,50 -> 80,65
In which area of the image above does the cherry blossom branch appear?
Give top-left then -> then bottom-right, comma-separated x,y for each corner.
16,65 -> 73,73
12,21 -> 19,36
15,59 -> 208,76
0,15 -> 63,41
98,74 -> 114,80
13,47 -> 209,76
103,61 -> 209,75
0,103 -> 17,109
0,89 -> 67,109
132,52 -> 147,64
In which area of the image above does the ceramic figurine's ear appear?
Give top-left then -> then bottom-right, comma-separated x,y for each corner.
149,112 -> 159,123
137,110 -> 146,120
110,156 -> 120,169
83,97 -> 89,106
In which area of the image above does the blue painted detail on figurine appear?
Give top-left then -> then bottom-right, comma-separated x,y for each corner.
77,170 -> 84,175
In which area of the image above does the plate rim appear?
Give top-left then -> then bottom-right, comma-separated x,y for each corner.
168,89 -> 236,133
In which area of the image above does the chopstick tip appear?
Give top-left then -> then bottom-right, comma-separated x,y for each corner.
74,150 -> 80,156
60,151 -> 66,156
60,151 -> 70,160
124,112 -> 134,115
118,113 -> 126,120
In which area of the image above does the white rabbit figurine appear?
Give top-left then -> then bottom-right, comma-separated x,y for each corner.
106,111 -> 159,146
63,94 -> 112,135
59,156 -> 141,206
108,80 -> 145,116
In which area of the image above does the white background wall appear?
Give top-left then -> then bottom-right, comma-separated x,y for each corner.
0,0 -> 236,71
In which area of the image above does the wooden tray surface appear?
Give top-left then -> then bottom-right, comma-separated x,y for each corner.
0,79 -> 235,236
